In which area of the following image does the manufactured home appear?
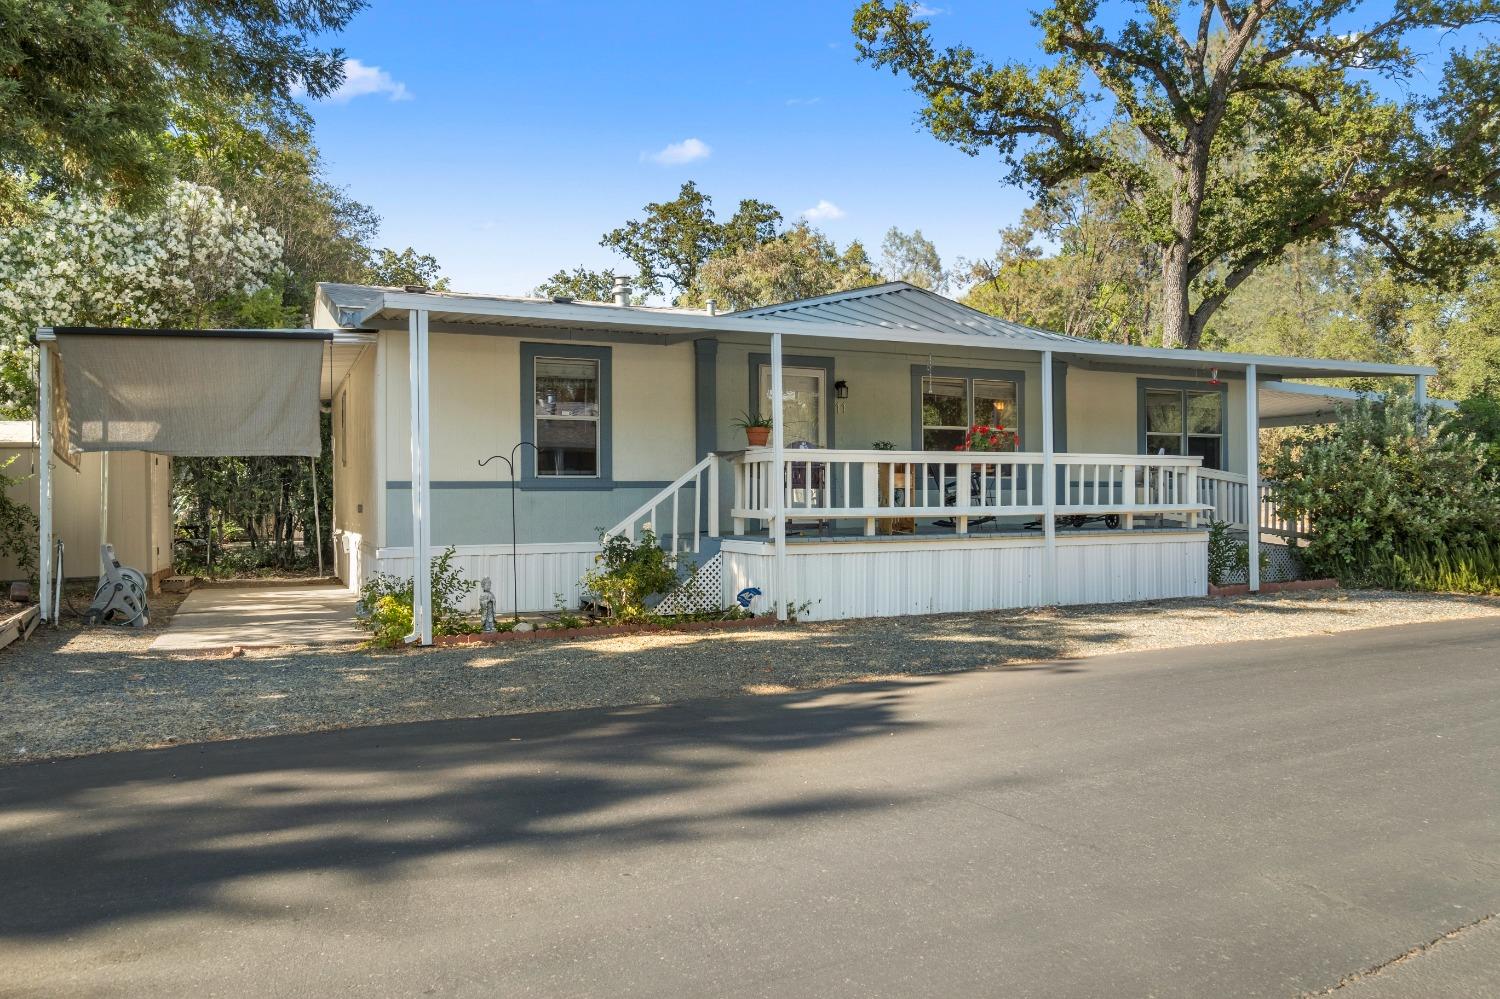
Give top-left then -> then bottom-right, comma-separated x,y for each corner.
297,280 -> 1433,639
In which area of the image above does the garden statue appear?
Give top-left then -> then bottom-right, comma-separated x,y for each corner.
479,577 -> 497,633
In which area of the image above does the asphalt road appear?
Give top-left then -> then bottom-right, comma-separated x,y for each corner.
2,616 -> 1497,998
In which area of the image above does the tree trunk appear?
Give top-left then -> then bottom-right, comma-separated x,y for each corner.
1160,242 -> 1194,349
1160,159 -> 1207,350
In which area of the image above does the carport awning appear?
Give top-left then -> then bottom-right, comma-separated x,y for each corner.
49,328 -> 332,457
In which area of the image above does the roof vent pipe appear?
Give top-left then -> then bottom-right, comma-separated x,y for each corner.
706,299 -> 718,316
611,275 -> 632,307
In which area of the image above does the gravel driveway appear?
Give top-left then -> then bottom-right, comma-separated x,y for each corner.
3,589 -> 1498,765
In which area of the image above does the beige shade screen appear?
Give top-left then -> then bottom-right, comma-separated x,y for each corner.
52,331 -> 326,457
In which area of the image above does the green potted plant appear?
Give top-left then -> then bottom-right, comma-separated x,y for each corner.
734,410 -> 774,447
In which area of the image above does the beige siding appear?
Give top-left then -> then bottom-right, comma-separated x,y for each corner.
713,336 -> 1048,452
382,330 -> 697,482
332,339 -> 380,582
0,448 -> 169,583
1064,368 -> 1248,474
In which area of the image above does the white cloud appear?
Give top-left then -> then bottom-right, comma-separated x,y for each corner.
786,96 -> 823,106
801,199 -> 845,221
911,3 -> 946,15
323,58 -> 412,104
642,137 -> 712,165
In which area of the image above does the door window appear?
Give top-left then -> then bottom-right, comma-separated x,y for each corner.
758,365 -> 827,446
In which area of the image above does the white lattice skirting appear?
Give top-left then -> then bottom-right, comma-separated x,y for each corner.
656,553 -> 726,614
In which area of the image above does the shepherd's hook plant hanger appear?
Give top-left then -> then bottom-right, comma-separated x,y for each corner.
477,441 -> 538,623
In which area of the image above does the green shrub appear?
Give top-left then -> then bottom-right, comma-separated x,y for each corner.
0,456 -> 37,582
1206,520 -> 1270,587
356,547 -> 477,647
581,530 -> 683,620
1266,397 -> 1500,592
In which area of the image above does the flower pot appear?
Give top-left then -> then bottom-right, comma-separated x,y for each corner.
745,426 -> 770,447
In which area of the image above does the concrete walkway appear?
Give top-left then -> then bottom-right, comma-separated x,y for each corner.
149,582 -> 363,652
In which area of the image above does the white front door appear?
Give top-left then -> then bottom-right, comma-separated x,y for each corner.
759,365 -> 827,446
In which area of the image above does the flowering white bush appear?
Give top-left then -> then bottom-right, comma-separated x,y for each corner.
0,181 -> 284,414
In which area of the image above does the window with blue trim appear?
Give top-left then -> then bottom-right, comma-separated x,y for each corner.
533,356 -> 601,476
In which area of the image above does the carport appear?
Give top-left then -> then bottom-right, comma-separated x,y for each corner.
34,326 -> 373,630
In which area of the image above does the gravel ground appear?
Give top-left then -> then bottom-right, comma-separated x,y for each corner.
3,588 -> 1498,766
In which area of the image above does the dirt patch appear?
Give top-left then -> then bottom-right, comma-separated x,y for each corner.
3,588 -> 1498,765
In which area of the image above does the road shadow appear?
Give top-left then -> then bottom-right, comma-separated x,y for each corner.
0,678 -> 941,941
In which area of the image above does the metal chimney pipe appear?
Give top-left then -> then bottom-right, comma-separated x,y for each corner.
611,275 -> 632,307
706,299 -> 718,316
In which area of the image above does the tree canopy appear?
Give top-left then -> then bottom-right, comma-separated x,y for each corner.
692,223 -> 882,312
0,0 -> 363,222
600,181 -> 782,300
855,0 -> 1500,348
881,227 -> 946,291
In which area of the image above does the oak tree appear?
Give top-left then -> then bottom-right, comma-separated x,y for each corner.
855,0 -> 1500,347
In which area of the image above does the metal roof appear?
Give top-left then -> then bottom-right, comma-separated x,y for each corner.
727,281 -> 1081,346
314,281 -> 1436,380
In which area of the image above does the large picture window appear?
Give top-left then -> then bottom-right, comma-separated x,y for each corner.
534,356 -> 600,476
919,374 -> 1020,450
1142,383 -> 1225,470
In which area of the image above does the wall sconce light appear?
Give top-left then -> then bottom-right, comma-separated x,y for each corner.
834,380 -> 849,400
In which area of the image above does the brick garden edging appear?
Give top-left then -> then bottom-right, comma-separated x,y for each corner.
431,614 -> 780,647
1208,578 -> 1339,598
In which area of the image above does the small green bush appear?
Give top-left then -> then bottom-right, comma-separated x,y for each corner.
581,530 -> 683,620
356,547 -> 477,646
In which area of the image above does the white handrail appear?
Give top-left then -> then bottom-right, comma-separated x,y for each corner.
730,449 -> 1210,534
606,453 -> 719,555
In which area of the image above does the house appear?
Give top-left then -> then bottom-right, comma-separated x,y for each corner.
0,421 -> 172,589
312,279 -> 1434,640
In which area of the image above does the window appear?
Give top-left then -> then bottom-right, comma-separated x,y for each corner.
1142,384 -> 1225,470
758,364 -> 827,445
920,374 -> 1020,450
534,357 -> 600,476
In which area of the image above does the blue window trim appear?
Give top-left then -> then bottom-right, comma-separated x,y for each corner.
520,342 -> 612,489
1136,377 -> 1229,470
909,365 -> 1029,450
748,353 -> 837,446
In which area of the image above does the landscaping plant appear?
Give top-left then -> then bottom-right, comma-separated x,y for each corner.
356,547 -> 477,647
581,530 -> 683,620
1266,397 -> 1500,593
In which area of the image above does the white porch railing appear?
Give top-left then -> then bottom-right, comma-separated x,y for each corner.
1196,468 -> 1312,539
606,453 -> 719,555
730,448 -> 1209,535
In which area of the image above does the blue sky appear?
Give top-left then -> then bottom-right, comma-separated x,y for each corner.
304,2 -> 1484,299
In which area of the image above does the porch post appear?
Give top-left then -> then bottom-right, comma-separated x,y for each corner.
1041,349 -> 1057,604
37,338 -> 53,623
770,332 -> 788,622
1245,363 -> 1260,594
406,308 -> 434,645
1415,373 -> 1428,435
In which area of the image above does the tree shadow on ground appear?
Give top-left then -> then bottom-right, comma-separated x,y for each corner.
0,678 -> 961,941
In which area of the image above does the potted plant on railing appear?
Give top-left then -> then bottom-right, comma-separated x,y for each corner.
734,410 -> 773,447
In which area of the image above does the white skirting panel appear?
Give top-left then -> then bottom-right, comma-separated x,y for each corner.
721,533 -> 1207,622
335,530 -> 380,594
372,542 -> 600,613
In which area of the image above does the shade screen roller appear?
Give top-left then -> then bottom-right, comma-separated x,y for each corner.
53,332 -> 325,457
